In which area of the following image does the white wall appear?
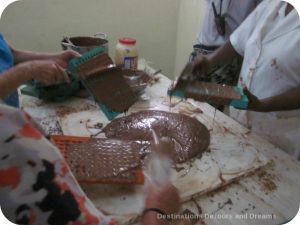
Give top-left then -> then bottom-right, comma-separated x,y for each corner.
0,0 -> 180,78
0,0 -> 205,79
174,0 -> 205,78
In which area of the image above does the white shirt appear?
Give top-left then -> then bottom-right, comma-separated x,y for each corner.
197,0 -> 260,46
230,0 -> 300,158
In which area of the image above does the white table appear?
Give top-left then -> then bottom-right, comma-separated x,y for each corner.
20,67 -> 300,225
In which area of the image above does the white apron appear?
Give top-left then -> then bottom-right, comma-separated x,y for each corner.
230,0 -> 300,158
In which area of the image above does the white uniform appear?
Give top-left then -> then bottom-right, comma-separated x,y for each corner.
230,0 -> 300,158
197,0 -> 260,46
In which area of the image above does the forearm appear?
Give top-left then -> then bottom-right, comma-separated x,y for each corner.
0,63 -> 32,98
10,45 -> 58,65
253,86 -> 300,112
207,40 -> 240,67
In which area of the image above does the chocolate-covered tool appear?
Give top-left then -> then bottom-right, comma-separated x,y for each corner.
69,47 -> 137,120
169,62 -> 248,109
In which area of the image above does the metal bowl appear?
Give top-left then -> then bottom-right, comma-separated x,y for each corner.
61,33 -> 108,54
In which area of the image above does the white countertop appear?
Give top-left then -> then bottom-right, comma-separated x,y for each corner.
20,66 -> 300,225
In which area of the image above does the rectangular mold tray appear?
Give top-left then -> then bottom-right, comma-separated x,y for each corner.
50,135 -> 144,184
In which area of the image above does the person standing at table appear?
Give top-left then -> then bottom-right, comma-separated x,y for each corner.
190,0 -> 261,89
192,0 -> 300,159
0,33 -> 79,107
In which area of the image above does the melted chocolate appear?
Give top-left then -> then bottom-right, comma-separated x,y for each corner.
77,54 -> 114,78
77,54 -> 137,113
69,36 -> 108,47
66,139 -> 146,181
122,69 -> 151,93
185,82 -> 242,105
84,68 -> 137,112
67,111 -> 210,181
173,80 -> 242,105
103,110 -> 210,163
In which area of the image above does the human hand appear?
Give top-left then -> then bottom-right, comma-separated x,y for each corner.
145,183 -> 180,215
23,60 -> 70,85
240,88 -> 264,112
192,55 -> 212,76
52,50 -> 81,68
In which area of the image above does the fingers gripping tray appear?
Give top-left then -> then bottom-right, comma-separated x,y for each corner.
69,47 -> 137,120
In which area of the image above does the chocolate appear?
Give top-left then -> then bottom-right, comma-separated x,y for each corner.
103,110 -> 210,163
67,111 -> 210,181
84,68 -> 137,112
66,139 -> 146,182
186,82 -> 241,105
68,36 -> 108,47
122,69 -> 151,93
77,53 -> 114,78
76,54 -> 137,113
173,80 -> 242,105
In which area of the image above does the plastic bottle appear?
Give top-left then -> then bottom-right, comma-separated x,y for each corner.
115,37 -> 138,70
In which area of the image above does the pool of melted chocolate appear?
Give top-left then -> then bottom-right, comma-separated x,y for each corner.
103,110 -> 210,163
67,111 -> 210,181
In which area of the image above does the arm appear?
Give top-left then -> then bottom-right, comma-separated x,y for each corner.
0,60 -> 70,99
0,63 -> 32,99
11,45 -> 60,63
207,40 -> 240,67
244,86 -> 300,112
192,40 -> 240,74
9,45 -> 80,68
